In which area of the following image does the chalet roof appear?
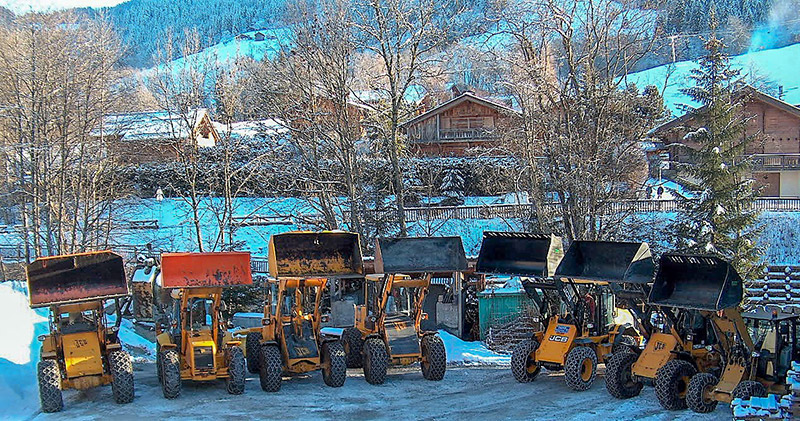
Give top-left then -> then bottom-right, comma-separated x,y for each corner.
650,85 -> 800,135
400,92 -> 520,128
212,118 -> 289,139
95,109 -> 214,142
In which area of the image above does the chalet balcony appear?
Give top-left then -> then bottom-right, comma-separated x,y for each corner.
435,128 -> 500,142
750,154 -> 800,171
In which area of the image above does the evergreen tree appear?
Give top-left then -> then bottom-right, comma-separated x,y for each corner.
672,15 -> 763,281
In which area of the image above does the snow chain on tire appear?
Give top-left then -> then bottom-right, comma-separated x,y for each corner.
245,331 -> 262,374
686,372 -> 719,413
109,350 -> 135,404
37,359 -> 63,413
226,346 -> 246,395
322,341 -> 347,387
259,344 -> 283,392
732,380 -> 767,400
160,349 -> 182,399
363,337 -> 389,385
510,339 -> 541,383
654,359 -> 696,410
156,344 -> 163,384
604,350 -> 643,399
564,346 -> 597,391
421,334 -> 446,381
341,327 -> 364,369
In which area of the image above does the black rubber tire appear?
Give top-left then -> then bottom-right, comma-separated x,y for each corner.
654,359 -> 696,410
156,344 -> 163,384
687,373 -> 719,413
421,335 -> 447,381
259,345 -> 283,392
160,349 -> 182,399
732,380 -> 767,400
322,341 -> 347,387
37,359 -> 63,413
564,346 -> 598,391
109,350 -> 135,404
510,339 -> 541,383
341,327 -> 364,369
226,346 -> 246,395
612,335 -> 638,354
362,338 -> 389,385
245,331 -> 262,374
605,350 -> 643,399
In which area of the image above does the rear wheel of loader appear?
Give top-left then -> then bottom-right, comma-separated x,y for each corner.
686,373 -> 719,413
605,350 -> 643,399
37,359 -> 63,413
732,380 -> 767,400
161,349 -> 182,399
341,327 -> 364,368
322,341 -> 347,387
245,331 -> 262,374
363,338 -> 389,385
421,334 -> 446,381
564,346 -> 597,391
259,345 -> 282,392
654,359 -> 696,410
109,350 -> 135,404
156,344 -> 162,384
612,335 -> 638,354
511,339 -> 541,383
226,347 -> 246,395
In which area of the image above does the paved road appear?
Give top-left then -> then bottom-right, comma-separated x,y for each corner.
31,363 -> 729,420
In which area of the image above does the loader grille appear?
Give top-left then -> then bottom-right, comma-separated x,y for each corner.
194,346 -> 214,371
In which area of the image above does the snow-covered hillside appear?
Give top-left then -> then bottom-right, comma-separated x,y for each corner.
625,42 -> 800,116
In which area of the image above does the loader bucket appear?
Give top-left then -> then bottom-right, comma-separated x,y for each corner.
554,241 -> 654,284
268,231 -> 363,278
374,237 -> 467,274
475,232 -> 565,278
160,252 -> 252,288
26,251 -> 128,308
648,254 -> 743,311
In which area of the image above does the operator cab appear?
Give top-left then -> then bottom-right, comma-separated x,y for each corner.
744,309 -> 800,381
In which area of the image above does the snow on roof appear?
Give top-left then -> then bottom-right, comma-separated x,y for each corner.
213,118 -> 289,139
400,92 -> 521,127
96,109 -> 211,142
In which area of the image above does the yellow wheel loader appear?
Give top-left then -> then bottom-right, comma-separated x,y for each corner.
339,236 -> 467,385
510,240 -> 655,391
27,251 -> 135,413
154,252 -> 251,399
236,231 -> 363,392
604,254 -> 732,410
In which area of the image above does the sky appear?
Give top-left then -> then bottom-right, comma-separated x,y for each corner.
0,0 -> 126,13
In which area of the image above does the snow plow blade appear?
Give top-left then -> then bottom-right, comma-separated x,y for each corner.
648,254 -> 743,311
374,236 -> 467,274
268,231 -> 363,278
555,241 -> 654,284
27,251 -> 128,308
475,232 -> 565,278
160,252 -> 252,288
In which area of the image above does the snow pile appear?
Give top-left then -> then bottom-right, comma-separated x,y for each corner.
106,314 -> 156,363
439,330 -> 510,366
732,361 -> 799,420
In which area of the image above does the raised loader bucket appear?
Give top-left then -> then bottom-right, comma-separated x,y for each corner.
269,231 -> 363,278
374,236 -> 467,274
475,232 -> 564,278
161,252 -> 252,288
648,254 -> 743,311
27,251 -> 128,308
555,241 -> 654,284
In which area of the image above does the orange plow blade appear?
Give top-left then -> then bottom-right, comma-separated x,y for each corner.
160,252 -> 252,288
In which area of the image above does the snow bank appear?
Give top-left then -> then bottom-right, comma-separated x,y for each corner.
106,314 -> 156,363
439,330 -> 510,366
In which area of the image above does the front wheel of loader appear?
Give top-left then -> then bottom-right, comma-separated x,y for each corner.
363,338 -> 389,385
686,372 -> 719,413
259,345 -> 282,392
245,331 -> 262,374
511,339 -> 541,383
156,344 -> 162,384
37,359 -> 63,413
564,346 -> 598,391
322,341 -> 347,387
226,346 -> 246,395
654,359 -> 696,410
605,350 -> 642,399
732,380 -> 767,401
109,350 -> 135,404
341,327 -> 364,368
421,334 -> 446,381
160,349 -> 182,399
